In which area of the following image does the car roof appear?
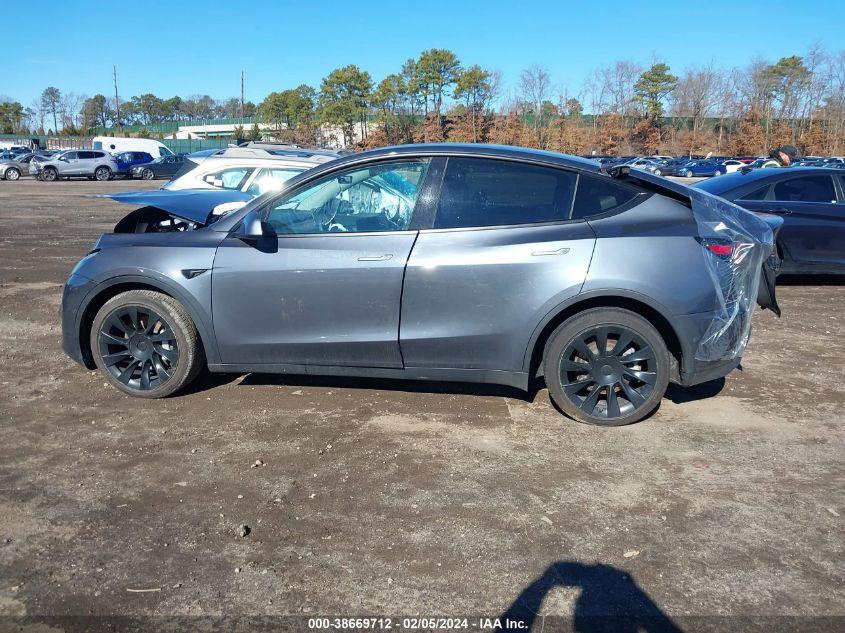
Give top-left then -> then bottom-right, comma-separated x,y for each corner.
694,166 -> 842,196
324,143 -> 603,172
195,155 -> 331,168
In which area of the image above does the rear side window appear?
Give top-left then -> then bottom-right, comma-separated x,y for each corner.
740,185 -> 770,201
571,174 -> 640,220
773,176 -> 836,203
434,158 -> 576,229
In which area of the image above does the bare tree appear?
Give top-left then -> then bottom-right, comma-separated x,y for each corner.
672,65 -> 722,153
519,65 -> 551,129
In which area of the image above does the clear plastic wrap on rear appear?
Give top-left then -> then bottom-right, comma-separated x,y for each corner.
690,189 -> 774,362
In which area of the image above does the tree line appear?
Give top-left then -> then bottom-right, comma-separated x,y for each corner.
2,44 -> 845,156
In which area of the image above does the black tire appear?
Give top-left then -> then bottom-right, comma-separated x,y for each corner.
94,166 -> 112,181
543,308 -> 670,426
142,168 -> 155,180
5,167 -> 21,181
91,290 -> 205,398
653,169 -> 662,176
42,167 -> 58,182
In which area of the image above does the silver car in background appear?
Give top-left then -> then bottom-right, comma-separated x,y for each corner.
163,146 -> 340,195
0,152 -> 45,180
31,150 -> 119,181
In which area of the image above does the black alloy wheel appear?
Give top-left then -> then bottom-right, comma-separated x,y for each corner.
558,326 -> 657,420
98,305 -> 179,391
543,308 -> 670,426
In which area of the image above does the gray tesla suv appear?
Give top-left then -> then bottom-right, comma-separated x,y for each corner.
61,144 -> 781,425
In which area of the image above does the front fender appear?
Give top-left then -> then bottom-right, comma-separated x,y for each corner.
70,263 -> 220,367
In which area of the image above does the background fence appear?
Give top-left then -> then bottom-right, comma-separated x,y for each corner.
1,133 -> 234,153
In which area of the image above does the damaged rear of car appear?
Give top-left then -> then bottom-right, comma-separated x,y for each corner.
606,165 -> 782,379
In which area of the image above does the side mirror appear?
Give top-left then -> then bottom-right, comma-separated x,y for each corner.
241,210 -> 266,238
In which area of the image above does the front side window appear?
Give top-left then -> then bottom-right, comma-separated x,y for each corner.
245,167 -> 305,196
571,174 -> 641,220
773,176 -> 836,203
204,167 -> 253,190
265,159 -> 431,234
434,157 -> 576,229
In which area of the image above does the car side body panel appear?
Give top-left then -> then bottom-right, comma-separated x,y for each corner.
400,222 -> 596,372
582,195 -> 715,315
211,232 -> 419,368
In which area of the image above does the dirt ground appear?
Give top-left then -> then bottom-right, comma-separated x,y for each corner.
0,179 -> 842,631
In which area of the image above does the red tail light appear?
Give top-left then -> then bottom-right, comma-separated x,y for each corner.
706,243 -> 733,256
696,237 -> 734,259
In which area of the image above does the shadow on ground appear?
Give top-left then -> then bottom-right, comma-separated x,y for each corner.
778,274 -> 845,286
502,561 -> 684,632
182,370 -> 728,413
666,377 -> 725,404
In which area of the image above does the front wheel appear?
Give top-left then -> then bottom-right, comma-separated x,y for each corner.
141,168 -> 155,180
543,308 -> 670,426
653,169 -> 662,176
94,166 -> 112,181
91,290 -> 205,398
41,167 -> 58,182
712,170 -> 720,177
5,167 -> 21,181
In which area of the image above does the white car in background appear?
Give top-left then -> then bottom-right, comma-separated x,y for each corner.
163,146 -> 341,194
721,159 -> 746,173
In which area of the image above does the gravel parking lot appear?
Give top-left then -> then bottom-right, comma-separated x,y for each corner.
0,180 -> 843,630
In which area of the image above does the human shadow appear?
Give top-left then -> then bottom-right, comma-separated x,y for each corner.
502,561 -> 684,633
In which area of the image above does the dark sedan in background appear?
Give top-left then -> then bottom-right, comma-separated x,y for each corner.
680,160 -> 728,178
129,154 -> 186,180
696,167 -> 845,274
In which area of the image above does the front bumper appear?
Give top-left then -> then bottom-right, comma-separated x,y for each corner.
61,273 -> 99,367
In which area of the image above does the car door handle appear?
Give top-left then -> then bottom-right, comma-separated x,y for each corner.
357,254 -> 393,262
768,207 -> 792,215
531,247 -> 570,256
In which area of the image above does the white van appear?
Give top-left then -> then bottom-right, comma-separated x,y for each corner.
92,137 -> 174,158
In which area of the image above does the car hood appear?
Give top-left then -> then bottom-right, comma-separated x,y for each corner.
99,188 -> 253,225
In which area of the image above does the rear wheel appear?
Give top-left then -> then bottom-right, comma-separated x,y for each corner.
94,166 -> 112,181
41,167 -> 58,182
5,167 -> 21,181
91,290 -> 205,398
543,308 -> 670,426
